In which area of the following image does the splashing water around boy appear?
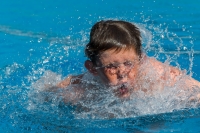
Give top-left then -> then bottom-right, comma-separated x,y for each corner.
36,20 -> 200,118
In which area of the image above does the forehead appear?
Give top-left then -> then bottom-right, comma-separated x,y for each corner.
99,48 -> 138,64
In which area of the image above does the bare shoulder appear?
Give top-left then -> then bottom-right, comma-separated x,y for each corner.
147,57 -> 200,87
144,57 -> 167,74
147,57 -> 180,73
145,57 -> 182,85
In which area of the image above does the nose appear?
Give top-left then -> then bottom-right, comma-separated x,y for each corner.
117,64 -> 128,79
117,64 -> 126,73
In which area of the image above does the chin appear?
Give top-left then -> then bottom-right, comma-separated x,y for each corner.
116,86 -> 131,99
119,92 -> 130,99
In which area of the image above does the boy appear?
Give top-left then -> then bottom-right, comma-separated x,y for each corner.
56,20 -> 200,103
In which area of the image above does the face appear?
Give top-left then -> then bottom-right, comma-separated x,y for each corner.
93,48 -> 140,98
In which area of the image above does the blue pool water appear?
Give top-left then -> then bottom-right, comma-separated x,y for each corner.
1,0 -> 200,132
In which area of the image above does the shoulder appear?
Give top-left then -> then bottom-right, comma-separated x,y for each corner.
140,56 -> 166,75
141,56 -> 182,83
144,56 -> 180,74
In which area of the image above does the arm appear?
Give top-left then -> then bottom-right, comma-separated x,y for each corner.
57,74 -> 83,88
57,74 -> 85,103
45,74 -> 84,104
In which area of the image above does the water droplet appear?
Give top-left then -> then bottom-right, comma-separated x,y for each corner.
183,47 -> 187,50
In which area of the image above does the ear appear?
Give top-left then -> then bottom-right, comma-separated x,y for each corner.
84,60 -> 98,75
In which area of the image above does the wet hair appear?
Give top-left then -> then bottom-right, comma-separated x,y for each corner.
85,20 -> 142,65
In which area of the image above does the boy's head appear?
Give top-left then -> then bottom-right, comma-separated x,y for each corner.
85,20 -> 142,98
85,20 -> 142,65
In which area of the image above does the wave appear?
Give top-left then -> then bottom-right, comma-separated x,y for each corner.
0,25 -> 74,45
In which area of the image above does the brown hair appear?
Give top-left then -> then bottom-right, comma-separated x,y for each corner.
85,20 -> 142,65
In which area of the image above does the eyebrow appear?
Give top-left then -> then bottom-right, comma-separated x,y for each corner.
100,60 -> 136,67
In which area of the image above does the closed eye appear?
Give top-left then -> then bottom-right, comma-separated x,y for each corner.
105,64 -> 118,69
124,61 -> 133,67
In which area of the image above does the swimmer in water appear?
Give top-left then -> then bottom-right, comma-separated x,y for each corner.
54,20 -> 200,103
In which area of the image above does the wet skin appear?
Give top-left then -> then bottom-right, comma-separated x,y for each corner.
86,48 -> 141,98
